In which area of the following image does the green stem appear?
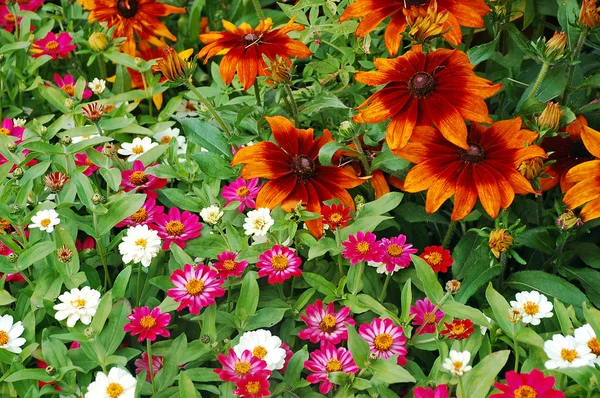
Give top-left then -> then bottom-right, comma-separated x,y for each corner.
93,122 -> 103,137
409,292 -> 451,344
352,136 -> 371,175
561,30 -> 588,105
352,262 -> 365,296
93,214 -> 112,290
442,221 -> 456,248
136,263 -> 142,306
513,336 -> 520,372
147,340 -> 156,394
526,62 -> 550,100
216,224 -> 232,251
288,277 -> 295,300
97,54 -> 107,80
335,226 -> 344,278
253,81 -> 262,107
378,274 -> 391,302
250,0 -> 265,20
184,81 -> 232,138
458,377 -> 465,398
283,84 -> 300,127
537,194 -> 544,225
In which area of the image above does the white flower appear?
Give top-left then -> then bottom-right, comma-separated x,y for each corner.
442,350 -> 472,377
200,205 -> 223,225
118,224 -> 161,267
117,137 -> 158,161
173,99 -> 201,118
367,260 -> 401,275
53,286 -> 101,328
85,367 -> 136,398
480,315 -> 492,335
233,329 -> 286,370
29,209 -> 60,233
544,334 -> 595,369
71,134 -> 100,144
574,324 -> 600,363
509,290 -> 553,325
243,208 -> 274,236
12,118 -> 26,127
0,314 -> 26,354
154,128 -> 187,156
88,78 -> 106,95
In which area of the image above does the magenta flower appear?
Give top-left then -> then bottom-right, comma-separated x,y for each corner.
123,306 -> 171,342
298,299 -> 355,345
305,342 -> 359,394
490,369 -> 564,398
0,7 -> 15,32
279,342 -> 294,374
74,147 -> 102,176
358,318 -> 408,365
342,231 -> 381,265
52,74 -> 92,99
409,298 -> 444,335
221,177 -> 261,212
134,352 -> 163,381
116,199 -> 164,228
414,384 -> 450,398
0,118 -> 24,142
376,235 -> 418,273
257,245 -> 302,284
75,236 -> 95,252
31,32 -> 76,60
168,264 -> 225,314
153,207 -> 202,249
213,251 -> 247,279
214,348 -> 271,383
120,160 -> 168,199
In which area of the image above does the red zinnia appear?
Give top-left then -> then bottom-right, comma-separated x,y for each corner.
256,245 -> 302,284
440,319 -> 475,340
490,369 -> 564,398
123,306 -> 171,342
153,207 -> 202,249
214,349 -> 271,383
420,246 -> 453,273
321,203 -> 352,230
120,160 -> 168,199
233,373 -> 271,398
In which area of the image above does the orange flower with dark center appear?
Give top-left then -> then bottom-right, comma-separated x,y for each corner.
395,117 -> 547,221
231,116 -> 364,237
339,0 -> 490,55
198,18 -> 312,90
354,47 -> 501,150
83,0 -> 186,55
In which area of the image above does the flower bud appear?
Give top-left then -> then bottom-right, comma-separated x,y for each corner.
201,335 -> 210,344
64,98 -> 74,110
134,57 -> 144,67
57,244 -> 73,263
88,32 -> 109,52
102,142 -> 116,157
368,352 -> 378,362
580,0 -> 600,29
156,46 -> 190,83
557,210 -> 584,230
445,279 -> 461,294
488,229 -> 513,259
544,31 -> 567,62
355,195 -> 365,212
266,56 -> 292,85
12,168 -> 23,179
10,204 -> 21,214
39,125 -> 47,134
518,157 -> 544,180
45,366 -> 56,376
508,307 -> 523,324
403,1 -> 449,43
60,135 -> 72,146
7,253 -> 18,263
84,327 -> 95,338
6,142 -> 17,153
91,193 -> 104,205
82,102 -> 104,123
43,171 -> 70,192
538,102 -> 563,131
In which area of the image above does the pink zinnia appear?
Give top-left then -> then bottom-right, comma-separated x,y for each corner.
116,199 -> 163,228
134,352 -> 163,381
52,74 -> 92,99
342,231 -> 381,265
1,273 -> 25,283
75,236 -> 95,252
154,207 -> 202,249
257,245 -> 302,284
490,369 -> 564,398
279,342 -> 294,374
213,251 -> 247,279
305,342 -> 359,394
123,306 -> 171,342
120,160 -> 168,199
233,373 -> 271,398
298,299 -> 355,344
414,384 -> 450,398
358,318 -> 408,365
74,147 -> 102,176
0,118 -> 24,142
214,349 -> 271,383
376,235 -> 418,273
168,264 -> 225,314
221,178 -> 261,212
409,298 -> 444,335
30,32 -> 76,59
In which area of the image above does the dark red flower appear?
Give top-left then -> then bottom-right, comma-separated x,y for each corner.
440,319 -> 475,340
420,246 -> 453,272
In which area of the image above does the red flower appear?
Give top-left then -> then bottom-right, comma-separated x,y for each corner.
414,384 -> 449,398
30,32 -> 76,59
120,160 -> 168,199
74,147 -> 102,176
153,207 -> 202,249
321,203 -> 352,230
490,369 -> 564,398
233,373 -> 271,398
123,306 -> 171,342
75,236 -> 96,252
440,319 -> 475,340
214,349 -> 271,383
420,246 -> 453,273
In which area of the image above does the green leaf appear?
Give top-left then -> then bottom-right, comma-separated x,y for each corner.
158,188 -> 203,213
516,326 -> 544,349
99,298 -> 131,357
517,66 -> 567,109
339,216 -> 392,240
485,283 -> 515,338
5,369 -> 55,383
569,242 -> 600,269
181,118 -> 230,159
411,254 -> 444,304
246,307 -> 288,330
15,241 -> 56,273
370,357 -> 416,384
284,345 -> 309,387
112,266 -> 132,300
360,192 -> 404,217
302,272 -> 337,296
318,142 -> 349,166
441,300 -> 491,328
515,227 -> 555,254
467,37 -> 498,66
346,323 -> 369,369
179,371 -> 200,398
190,152 -> 237,179
557,0 -> 581,50
90,291 -> 114,335
559,266 -> 600,308
96,193 -> 146,236
506,271 -> 587,309
300,93 -> 348,116
236,272 -> 259,320
458,350 -> 510,398
455,266 -> 502,304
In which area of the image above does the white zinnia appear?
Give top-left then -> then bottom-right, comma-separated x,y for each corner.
88,78 -> 106,95
442,350 -> 472,377
117,137 -> 158,162
85,367 -> 136,398
53,286 -> 101,327
233,329 -> 286,371
367,260 -> 401,275
71,134 -> 100,144
173,99 -> 201,118
0,314 -> 26,354
575,324 -> 600,364
544,334 -> 595,369
29,209 -> 60,233
509,290 -> 553,325
200,205 -> 224,225
243,208 -> 274,236
12,118 -> 26,127
118,224 -> 161,267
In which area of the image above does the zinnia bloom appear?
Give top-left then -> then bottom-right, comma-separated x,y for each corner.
304,342 -> 359,394
198,18 -> 312,89
376,235 -> 418,272
544,334 -> 595,369
52,74 -> 93,99
442,350 -> 472,376
410,298 -> 444,334
86,367 -> 136,398
83,0 -> 186,55
509,291 -> 554,326
167,264 -> 225,314
256,245 -> 302,284
74,147 -> 102,176
134,352 -> 163,382
213,251 -> 248,279
30,32 -> 76,59
233,373 -> 271,398
0,118 -> 24,142
358,318 -> 408,365
233,329 -> 286,371
339,0 -> 490,55
123,306 -> 171,342
298,299 -> 355,345
120,160 -> 168,199
420,246 -> 453,272
153,207 -> 202,249
221,178 -> 262,212
490,369 -> 564,398
396,118 -> 546,221
231,116 -> 364,238
321,203 -> 352,230
353,47 -> 501,150
575,324 -> 600,364
116,198 -> 164,228
342,231 -> 381,265
414,384 -> 450,398
440,319 -> 475,340
214,349 -> 271,383
0,314 -> 26,354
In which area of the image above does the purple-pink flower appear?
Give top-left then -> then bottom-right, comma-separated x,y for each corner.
214,349 -> 271,383
120,160 -> 168,199
414,384 -> 450,398
342,231 -> 381,265
123,306 -> 171,342
52,74 -> 92,99
213,251 -> 248,279
168,264 -> 225,314
257,245 -> 302,284
134,352 -> 163,381
116,199 -> 164,228
376,235 -> 418,273
74,147 -> 102,176
298,299 -> 355,345
153,207 -> 202,249
31,32 -> 76,59
305,342 -> 359,394
358,317 -> 408,365
0,118 -> 24,142
410,298 -> 445,335
221,177 -> 261,212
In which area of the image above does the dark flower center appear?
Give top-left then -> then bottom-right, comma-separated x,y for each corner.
243,33 -> 261,45
291,155 -> 316,179
570,141 -> 592,160
458,143 -> 485,164
117,0 -> 139,18
404,0 -> 430,6
408,72 -> 436,97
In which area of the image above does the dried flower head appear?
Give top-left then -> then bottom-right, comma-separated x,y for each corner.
43,172 -> 70,192
518,157 -> 545,180
82,102 -> 104,123
156,46 -> 190,83
445,280 -> 461,294
403,1 -> 450,43
508,307 -> 523,324
57,244 -> 73,263
103,142 -> 116,157
538,102 -> 563,131
557,210 -> 584,230
488,229 -> 513,258
580,0 -> 600,29
266,56 -> 293,85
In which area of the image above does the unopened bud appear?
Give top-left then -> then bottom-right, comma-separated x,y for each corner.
156,46 -> 190,83
10,204 -> 21,214
84,327 -> 95,338
39,125 -> 47,134
43,171 -> 70,193
445,279 -> 461,294
508,307 -> 523,324
102,142 -> 116,157
355,195 -> 365,212
134,57 -> 144,67
45,366 -> 56,376
82,102 -> 104,123
557,209 -> 584,230
544,31 -> 567,62
368,353 -> 378,362
91,193 -> 104,205
7,253 -> 18,263
60,135 -> 72,146
200,334 -> 210,344
64,98 -> 74,110
12,168 -> 23,179
266,56 -> 292,85
57,244 -> 73,263
6,142 -> 17,153
579,0 -> 600,29
88,32 -> 108,52
488,229 -> 513,259
518,158 -> 544,180
538,102 -> 563,131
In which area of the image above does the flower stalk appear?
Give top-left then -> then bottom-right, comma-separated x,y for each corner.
561,30 -> 588,105
526,61 -> 550,100
184,81 -> 232,138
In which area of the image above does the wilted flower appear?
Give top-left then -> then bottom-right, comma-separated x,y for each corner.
544,31 -> 567,62
518,157 -> 545,180
445,279 -> 461,294
88,32 -> 108,52
508,307 -> 523,324
57,244 -> 73,263
265,56 -> 292,85
557,209 -> 584,230
488,229 -> 513,258
579,0 -> 600,29
538,102 -> 563,130
43,171 -> 69,192
403,1 -> 450,43
82,102 -> 104,123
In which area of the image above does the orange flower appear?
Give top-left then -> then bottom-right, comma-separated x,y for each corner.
339,0 -> 490,56
395,117 -> 547,221
198,18 -> 312,90
231,116 -> 364,237
354,47 -> 501,150
83,0 -> 186,55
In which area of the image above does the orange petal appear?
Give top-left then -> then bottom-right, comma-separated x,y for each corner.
266,116 -> 299,155
424,93 -> 469,150
386,99 -> 418,150
581,197 -> 600,221
474,165 -> 501,218
564,160 -> 600,185
304,182 -> 324,238
425,162 -> 459,214
451,167 -> 478,221
371,170 -> 390,199
256,174 -> 298,209
581,126 -> 600,158
563,177 -> 600,209
237,46 -> 259,89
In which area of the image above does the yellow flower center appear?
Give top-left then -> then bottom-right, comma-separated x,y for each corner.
425,252 -> 443,265
130,208 -> 148,223
139,315 -> 156,329
522,301 -> 539,316
329,213 -> 343,223
131,145 -> 144,155
165,221 -> 185,237
270,254 -> 288,271
0,128 -> 10,135
356,241 -> 370,254
253,345 -> 267,359
222,260 -> 236,270
41,219 -> 52,227
453,361 -> 463,371
386,243 -> 404,257
373,333 -> 393,351
452,323 -> 465,335
0,330 -> 9,345
185,278 -> 204,296
325,358 -> 343,373
236,186 -> 250,198
560,348 -> 578,362
234,361 -> 251,376
246,381 -> 261,395
129,171 -> 148,186
319,314 -> 337,333
424,311 -> 437,325
514,386 -> 537,398
5,13 -> 15,24
160,136 -> 172,144
45,41 -> 59,51
70,298 -> 86,308
589,338 -> 600,355
61,84 -> 75,97
106,382 -> 124,398
135,238 -> 147,247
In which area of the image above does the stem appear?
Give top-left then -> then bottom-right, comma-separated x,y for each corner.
147,340 -> 156,394
93,214 -> 112,290
378,274 -> 391,302
352,262 -> 365,296
141,71 -> 153,117
97,54 -> 107,80
92,122 -> 103,137
513,336 -> 520,372
442,221 -> 457,248
536,194 -> 544,225
136,263 -> 142,306
216,224 -> 232,251
184,81 -> 232,138
288,277 -> 295,300
227,287 -> 232,312
526,62 -> 549,100
458,377 -> 465,398
409,292 -> 452,343
335,226 -> 344,278
352,136 -> 371,175
250,0 -> 265,20
561,30 -> 588,105
283,84 -> 300,127
253,81 -> 262,107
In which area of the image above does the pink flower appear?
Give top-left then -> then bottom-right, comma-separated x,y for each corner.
490,369 -> 564,398
134,352 -> 163,381
279,342 -> 294,374
30,32 -> 76,59
358,318 -> 407,365
0,7 -> 16,32
52,74 -> 92,99
2,273 -> 25,283
214,349 -> 271,383
256,245 -> 302,284
221,178 -> 261,212
120,160 -> 168,199
0,118 -> 24,142
75,236 -> 95,252
342,231 -> 381,265
414,384 -> 450,398
168,264 -> 225,314
409,298 -> 444,335
213,251 -> 247,279
153,207 -> 202,249
376,235 -> 418,273
233,373 -> 271,398
305,342 -> 359,394
116,199 -> 163,228
123,306 -> 171,342
74,147 -> 102,176
298,299 -> 355,345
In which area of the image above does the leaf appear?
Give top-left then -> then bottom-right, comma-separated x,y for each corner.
302,272 -> 337,296
190,152 -> 237,179
517,66 -> 567,109
557,0 -> 581,50
559,266 -> 600,308
485,283 -> 515,338
569,242 -> 600,269
360,192 -> 404,217
318,142 -> 349,166
99,298 -> 131,357
506,271 -> 587,308
112,266 -> 132,300
15,241 -> 56,272
179,371 -> 200,398
370,357 -> 416,384
300,93 -> 348,116
246,307 -> 288,330
346,323 -> 370,369
455,266 -> 502,304
235,272 -> 259,320
458,350 -> 510,398
158,188 -> 203,213
467,37 -> 498,66
96,193 -> 146,236
397,202 -> 449,224
411,254 -> 444,304
339,216 -> 392,240
90,291 -> 114,335
515,227 -> 555,254
441,300 -> 491,328
180,118 -> 230,159
284,345 -> 309,387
